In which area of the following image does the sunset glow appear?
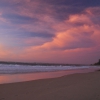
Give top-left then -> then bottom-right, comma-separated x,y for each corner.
0,0 -> 100,64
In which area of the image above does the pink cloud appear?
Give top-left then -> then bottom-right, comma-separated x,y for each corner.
15,7 -> 100,64
29,8 -> 100,50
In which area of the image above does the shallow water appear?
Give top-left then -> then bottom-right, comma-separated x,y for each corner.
0,67 -> 100,84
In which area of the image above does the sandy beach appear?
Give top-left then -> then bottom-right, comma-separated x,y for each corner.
0,70 -> 100,100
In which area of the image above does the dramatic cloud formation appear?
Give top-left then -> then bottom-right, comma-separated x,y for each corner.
0,0 -> 100,64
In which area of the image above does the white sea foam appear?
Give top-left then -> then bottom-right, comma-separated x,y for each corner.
0,64 -> 99,74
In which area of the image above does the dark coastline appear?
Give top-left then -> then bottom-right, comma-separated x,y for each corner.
0,61 -> 87,66
94,59 -> 100,65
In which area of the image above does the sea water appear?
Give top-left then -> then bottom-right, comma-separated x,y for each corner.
0,64 -> 100,84
0,64 -> 99,74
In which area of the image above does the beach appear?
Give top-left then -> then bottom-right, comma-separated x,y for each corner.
0,70 -> 100,100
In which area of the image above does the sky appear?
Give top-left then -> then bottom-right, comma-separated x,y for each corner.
0,0 -> 100,64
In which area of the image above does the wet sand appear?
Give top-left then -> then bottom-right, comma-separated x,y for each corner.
0,70 -> 100,100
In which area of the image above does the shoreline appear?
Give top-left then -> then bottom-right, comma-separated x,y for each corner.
0,67 -> 100,84
0,70 -> 100,100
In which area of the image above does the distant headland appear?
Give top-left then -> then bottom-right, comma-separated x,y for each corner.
0,60 -> 100,66
94,59 -> 100,65
0,61 -> 86,66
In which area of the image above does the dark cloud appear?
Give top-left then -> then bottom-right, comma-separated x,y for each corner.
2,13 -> 38,24
16,31 -> 55,38
40,0 -> 100,7
52,6 -> 85,21
0,29 -> 54,48
0,1 -> 20,8
36,0 -> 100,21
80,0 -> 100,7
27,32 -> 55,38
2,29 -> 55,39
0,1 -> 10,8
1,0 -> 100,22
